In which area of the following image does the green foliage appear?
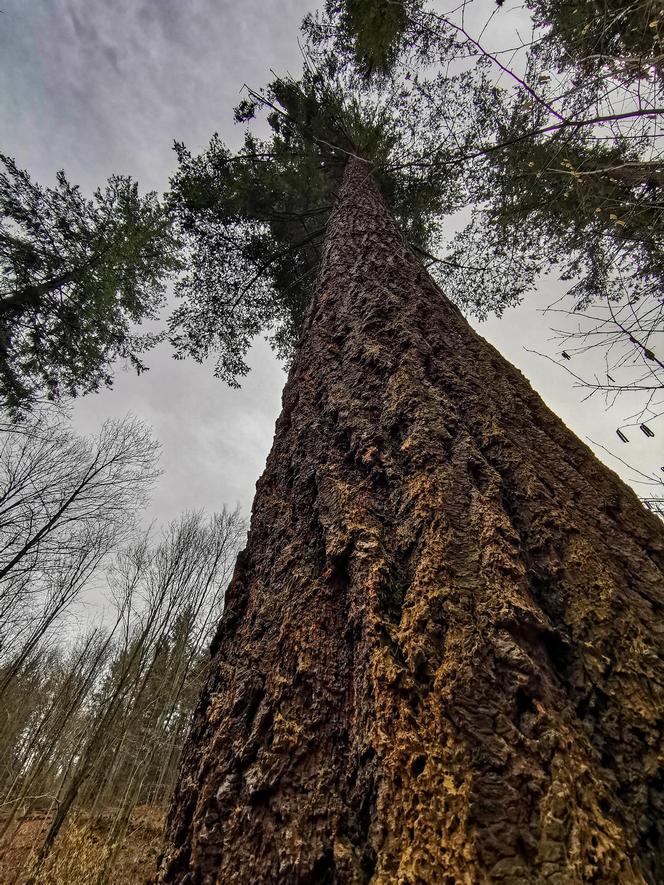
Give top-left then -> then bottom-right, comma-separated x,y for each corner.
4,2 -> 659,412
0,156 -> 180,415
328,0 -> 663,399
446,116 -> 664,319
527,0 -> 664,84
167,128 -> 334,384
167,55 -> 462,383
328,0 -> 420,74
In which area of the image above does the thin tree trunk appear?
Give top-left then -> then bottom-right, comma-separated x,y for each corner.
157,155 -> 664,884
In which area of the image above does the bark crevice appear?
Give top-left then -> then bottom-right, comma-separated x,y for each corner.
158,155 -> 664,884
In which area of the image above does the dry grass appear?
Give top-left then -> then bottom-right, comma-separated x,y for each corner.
0,806 -> 166,885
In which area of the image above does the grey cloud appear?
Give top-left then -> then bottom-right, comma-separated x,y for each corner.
0,0 -> 659,532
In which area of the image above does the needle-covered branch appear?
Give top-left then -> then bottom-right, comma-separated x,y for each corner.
0,156 -> 180,416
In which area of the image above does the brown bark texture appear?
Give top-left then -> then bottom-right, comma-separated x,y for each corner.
157,156 -> 664,884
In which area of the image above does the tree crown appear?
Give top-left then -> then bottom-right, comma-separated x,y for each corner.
167,41 -> 487,383
0,156 -> 180,415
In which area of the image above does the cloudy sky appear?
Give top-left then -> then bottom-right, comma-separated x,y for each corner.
1,0 -> 659,527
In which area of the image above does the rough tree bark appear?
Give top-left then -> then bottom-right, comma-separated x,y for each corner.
157,156 -> 664,884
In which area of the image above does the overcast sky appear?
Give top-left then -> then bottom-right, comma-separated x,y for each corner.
1,0 -> 660,528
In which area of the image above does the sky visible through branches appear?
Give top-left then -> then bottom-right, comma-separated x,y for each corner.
0,0 -> 660,535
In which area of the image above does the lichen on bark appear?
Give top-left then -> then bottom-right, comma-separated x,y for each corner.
157,156 -> 664,884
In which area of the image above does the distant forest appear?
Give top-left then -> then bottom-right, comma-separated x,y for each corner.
0,413 -> 244,883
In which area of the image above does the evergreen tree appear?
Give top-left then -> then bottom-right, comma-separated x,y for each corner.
166,61 -> 464,384
157,30 -> 664,885
323,0 -> 663,406
0,156 -> 179,415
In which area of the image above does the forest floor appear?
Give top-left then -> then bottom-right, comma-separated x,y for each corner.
0,806 -> 166,884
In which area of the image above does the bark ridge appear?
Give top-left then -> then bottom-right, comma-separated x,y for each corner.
158,156 -> 664,885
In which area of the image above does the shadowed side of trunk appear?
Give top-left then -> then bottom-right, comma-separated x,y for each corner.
157,155 -> 664,884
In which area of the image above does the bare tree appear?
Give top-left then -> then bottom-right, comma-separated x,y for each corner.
0,412 -> 160,694
4,509 -> 245,884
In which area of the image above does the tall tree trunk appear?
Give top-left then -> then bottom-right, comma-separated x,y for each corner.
157,156 -> 664,884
